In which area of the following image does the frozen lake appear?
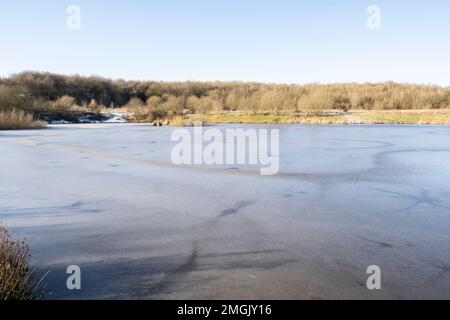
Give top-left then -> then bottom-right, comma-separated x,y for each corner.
1,124 -> 450,299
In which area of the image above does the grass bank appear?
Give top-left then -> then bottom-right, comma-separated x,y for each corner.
202,113 -> 348,125
167,109 -> 450,126
353,109 -> 450,125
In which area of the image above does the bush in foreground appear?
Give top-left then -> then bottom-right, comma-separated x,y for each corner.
0,109 -> 46,130
0,224 -> 43,300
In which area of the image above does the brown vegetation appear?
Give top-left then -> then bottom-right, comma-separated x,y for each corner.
0,109 -> 45,130
0,224 -> 43,300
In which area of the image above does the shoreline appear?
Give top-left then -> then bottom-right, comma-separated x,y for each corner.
2,109 -> 450,131
167,110 -> 450,126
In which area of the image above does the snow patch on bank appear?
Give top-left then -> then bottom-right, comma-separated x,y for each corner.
103,113 -> 127,123
48,113 -> 127,125
50,119 -> 72,125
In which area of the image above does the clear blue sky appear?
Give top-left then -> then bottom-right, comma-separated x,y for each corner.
1,0 -> 449,85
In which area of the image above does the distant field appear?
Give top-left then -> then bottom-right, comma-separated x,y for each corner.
353,109 -> 450,125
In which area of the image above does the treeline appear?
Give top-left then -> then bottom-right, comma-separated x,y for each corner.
1,72 -> 449,120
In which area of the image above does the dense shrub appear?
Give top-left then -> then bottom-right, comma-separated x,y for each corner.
0,85 -> 32,112
0,224 -> 43,300
48,95 -> 76,112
